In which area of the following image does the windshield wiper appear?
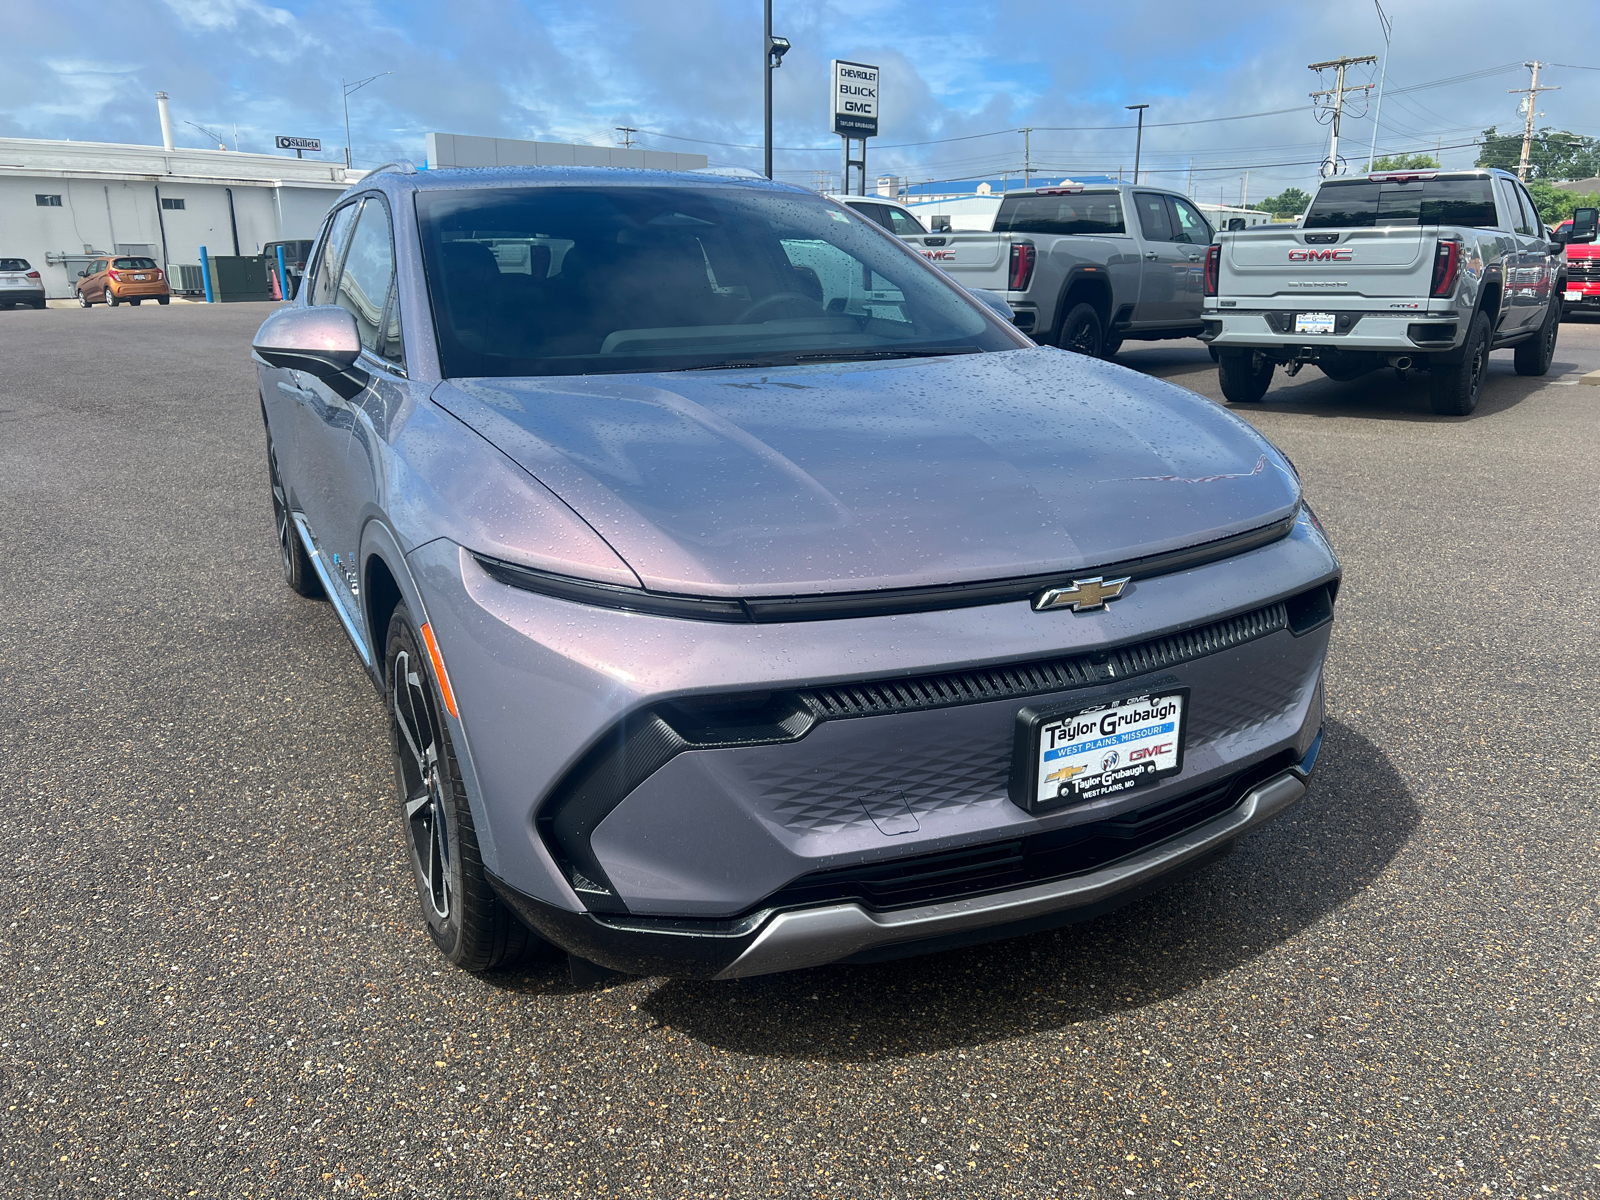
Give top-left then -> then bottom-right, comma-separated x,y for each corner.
791,348 -> 983,363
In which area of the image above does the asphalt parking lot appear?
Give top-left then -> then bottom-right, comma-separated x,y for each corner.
2,301 -> 1597,1199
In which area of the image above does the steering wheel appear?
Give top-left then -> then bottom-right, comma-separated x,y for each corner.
736,291 -> 827,324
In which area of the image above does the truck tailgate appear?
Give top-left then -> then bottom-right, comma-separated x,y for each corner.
903,233 -> 1010,291
1222,228 -> 1431,300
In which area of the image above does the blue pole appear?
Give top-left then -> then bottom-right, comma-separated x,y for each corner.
199,245 -> 214,303
276,245 -> 290,302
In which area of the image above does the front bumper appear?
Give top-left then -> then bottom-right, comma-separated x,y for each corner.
409,512 -> 1339,978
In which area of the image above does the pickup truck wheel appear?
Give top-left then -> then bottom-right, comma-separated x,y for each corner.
1101,334 -> 1123,359
1513,298 -> 1560,376
1056,303 -> 1103,357
1429,311 -> 1490,415
1217,350 -> 1274,403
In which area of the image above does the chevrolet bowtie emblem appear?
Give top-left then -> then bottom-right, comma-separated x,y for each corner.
1031,575 -> 1131,613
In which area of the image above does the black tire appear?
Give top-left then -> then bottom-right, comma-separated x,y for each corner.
267,433 -> 321,598
1208,345 -> 1221,362
31,300 -> 46,310
386,607 -> 534,972
129,298 -> 142,306
1056,302 -> 1103,356
1217,349 -> 1274,403
157,296 -> 170,306
1101,334 -> 1123,359
106,289 -> 119,307
1429,310 -> 1490,415
1513,298 -> 1559,376
77,290 -> 91,308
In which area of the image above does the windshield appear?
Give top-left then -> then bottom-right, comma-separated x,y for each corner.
113,257 -> 158,269
415,184 -> 1022,377
1303,178 -> 1497,229
994,192 -> 1125,235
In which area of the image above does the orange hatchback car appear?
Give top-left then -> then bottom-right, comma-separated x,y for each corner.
75,256 -> 171,307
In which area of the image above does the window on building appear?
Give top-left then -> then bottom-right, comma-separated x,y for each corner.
35,194 -> 62,207
161,197 -> 186,210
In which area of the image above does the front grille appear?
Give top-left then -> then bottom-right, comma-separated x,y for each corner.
798,602 -> 1289,721
756,751 -> 1297,914
1568,260 -> 1600,283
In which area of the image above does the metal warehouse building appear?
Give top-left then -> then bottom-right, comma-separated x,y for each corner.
0,136 -> 357,298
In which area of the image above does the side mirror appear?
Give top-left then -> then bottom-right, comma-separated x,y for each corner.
1226,217 -> 1246,232
77,271 -> 86,279
252,305 -> 368,398
966,287 -> 1014,323
1570,208 -> 1598,244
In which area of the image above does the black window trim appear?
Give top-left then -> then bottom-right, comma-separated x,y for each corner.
338,189 -> 407,373
308,196 -> 365,308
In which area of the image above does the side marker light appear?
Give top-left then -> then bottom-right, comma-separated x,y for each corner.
419,622 -> 459,718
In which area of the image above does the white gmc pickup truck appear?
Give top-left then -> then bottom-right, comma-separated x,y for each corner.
1201,168 -> 1567,415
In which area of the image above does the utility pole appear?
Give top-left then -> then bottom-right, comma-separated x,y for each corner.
1365,1 -> 1393,171
1510,62 -> 1560,181
615,126 -> 638,149
1020,128 -> 1033,189
1308,55 -> 1377,178
1126,104 -> 1149,184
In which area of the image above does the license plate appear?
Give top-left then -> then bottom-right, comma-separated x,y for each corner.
1010,689 -> 1188,813
1294,312 -> 1335,334
134,275 -> 148,281
1565,290 -> 1581,301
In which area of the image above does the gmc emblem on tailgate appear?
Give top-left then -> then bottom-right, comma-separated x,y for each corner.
1288,249 -> 1353,262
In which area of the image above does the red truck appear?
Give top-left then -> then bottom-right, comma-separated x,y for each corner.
1556,217 -> 1600,317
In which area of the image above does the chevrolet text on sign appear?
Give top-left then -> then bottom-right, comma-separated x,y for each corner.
832,60 -> 880,138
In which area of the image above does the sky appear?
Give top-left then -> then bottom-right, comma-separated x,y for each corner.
9,0 -> 1600,205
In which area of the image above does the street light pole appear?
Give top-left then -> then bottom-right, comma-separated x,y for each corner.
342,72 -> 391,169
763,1 -> 790,180
1126,104 -> 1149,183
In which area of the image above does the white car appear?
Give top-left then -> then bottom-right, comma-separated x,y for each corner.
827,195 -> 927,236
0,258 -> 45,309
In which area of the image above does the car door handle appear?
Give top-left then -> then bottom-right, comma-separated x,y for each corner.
276,379 -> 314,402
1145,251 -> 1159,260
1186,254 -> 1202,262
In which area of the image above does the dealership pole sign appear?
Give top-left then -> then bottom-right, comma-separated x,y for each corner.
832,60 -> 879,196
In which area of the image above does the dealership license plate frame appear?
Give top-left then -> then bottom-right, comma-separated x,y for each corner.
1008,688 -> 1190,815
1294,311 -> 1336,335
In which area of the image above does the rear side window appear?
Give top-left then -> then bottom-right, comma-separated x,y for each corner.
336,197 -> 403,367
995,193 -> 1125,235
1132,193 -> 1173,241
310,203 -> 360,307
0,258 -> 29,271
1304,178 -> 1498,228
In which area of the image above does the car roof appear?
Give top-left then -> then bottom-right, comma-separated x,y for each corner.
359,164 -> 814,199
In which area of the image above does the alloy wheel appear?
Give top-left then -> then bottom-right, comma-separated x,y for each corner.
268,446 -> 294,576
393,650 -> 452,924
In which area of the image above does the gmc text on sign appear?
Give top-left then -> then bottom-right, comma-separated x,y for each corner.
831,60 -> 880,138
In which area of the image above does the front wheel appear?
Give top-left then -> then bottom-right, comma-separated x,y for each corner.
1429,311 -> 1490,415
77,290 -> 91,308
1101,334 -> 1123,359
1056,302 -> 1103,357
1217,349 -> 1275,403
386,608 -> 534,971
1513,298 -> 1559,376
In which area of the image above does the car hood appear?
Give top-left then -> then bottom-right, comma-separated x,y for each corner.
431,347 -> 1300,596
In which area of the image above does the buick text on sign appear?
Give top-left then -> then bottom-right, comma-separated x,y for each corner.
832,60 -> 880,138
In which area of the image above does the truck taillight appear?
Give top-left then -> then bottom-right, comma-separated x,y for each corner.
1429,239 -> 1461,298
1008,242 -> 1036,291
1203,244 -> 1221,296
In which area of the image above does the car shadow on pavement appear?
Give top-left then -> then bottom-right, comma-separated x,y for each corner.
1232,363 -> 1549,422
636,717 -> 1417,1061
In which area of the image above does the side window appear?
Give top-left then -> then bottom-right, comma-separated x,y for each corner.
1495,179 -> 1529,234
1133,192 -> 1173,242
1166,196 -> 1212,245
850,202 -> 892,230
1515,184 -> 1543,236
337,196 -> 403,366
885,206 -> 926,235
310,202 -> 359,307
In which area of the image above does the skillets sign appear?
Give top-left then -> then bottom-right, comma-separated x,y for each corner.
832,60 -> 880,137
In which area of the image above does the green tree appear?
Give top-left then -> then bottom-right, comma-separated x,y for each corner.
1476,126 -> 1600,181
1370,153 -> 1440,171
1525,180 -> 1600,225
1257,186 -> 1312,217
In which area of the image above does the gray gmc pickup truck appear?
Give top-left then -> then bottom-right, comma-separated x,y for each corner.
898,184 -> 1214,356
1201,168 -> 1567,415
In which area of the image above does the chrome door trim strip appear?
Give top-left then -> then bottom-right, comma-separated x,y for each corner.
712,771 -> 1306,979
291,512 -> 372,668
